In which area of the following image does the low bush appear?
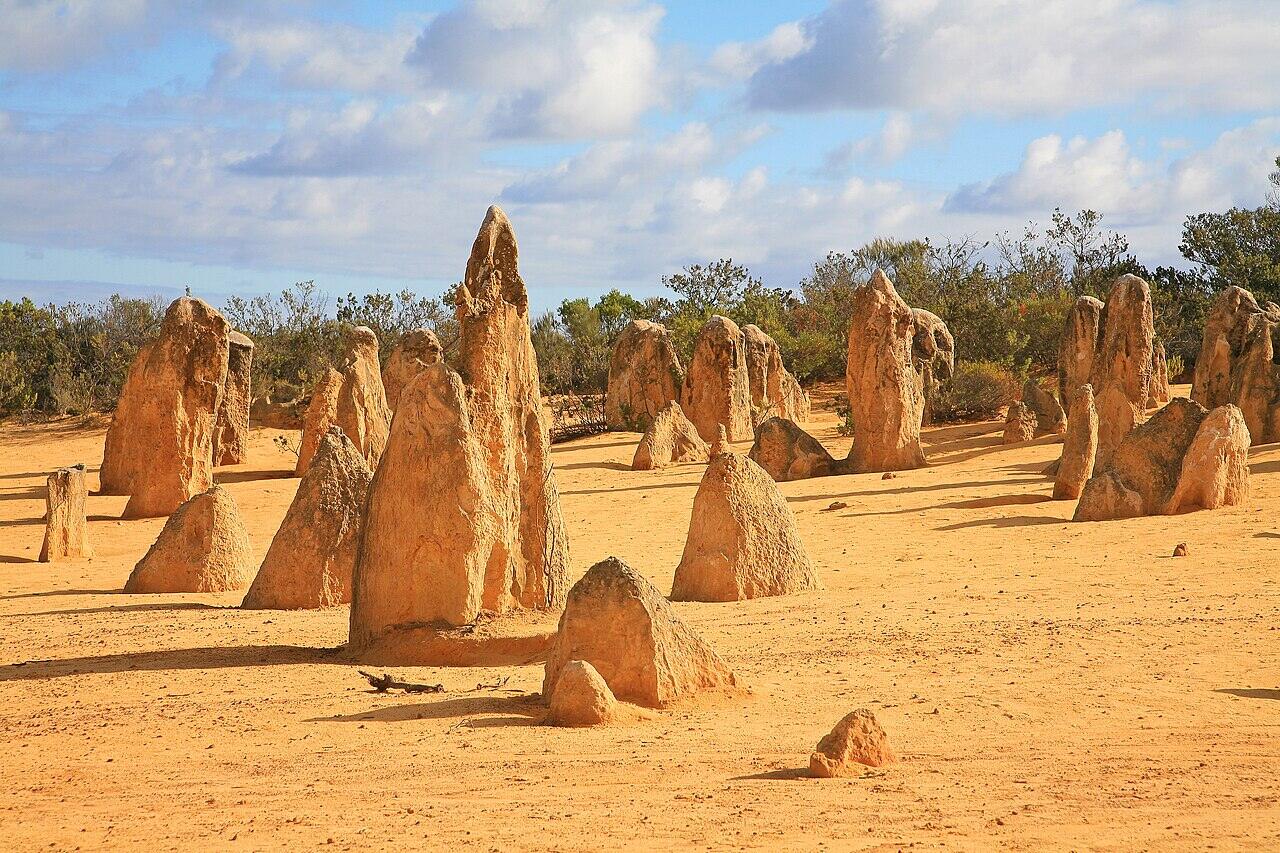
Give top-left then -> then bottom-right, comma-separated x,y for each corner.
931,360 -> 1022,422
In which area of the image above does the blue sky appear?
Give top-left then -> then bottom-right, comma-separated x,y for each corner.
1,0 -> 1278,314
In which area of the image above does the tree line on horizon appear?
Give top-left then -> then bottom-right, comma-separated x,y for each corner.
1,157 -> 1277,423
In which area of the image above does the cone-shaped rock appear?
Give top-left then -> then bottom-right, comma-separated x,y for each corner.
742,324 -> 810,423
632,401 -> 709,470
295,367 -> 343,476
383,328 -> 442,411
39,465 -> 92,562
543,557 -> 736,708
123,485 -> 254,593
681,315 -> 753,444
809,709 -> 896,777
1053,385 -> 1098,501
296,326 -> 390,476
1074,399 -> 1249,521
214,331 -> 253,465
546,660 -> 619,727
455,205 -> 570,613
100,296 -> 230,518
1022,379 -> 1065,435
1090,274 -> 1155,462
911,308 -> 955,426
671,452 -> 819,602
748,417 -> 840,482
845,270 -> 926,472
1058,295 -> 1103,405
1003,402 -> 1037,444
349,362 -> 502,645
242,426 -> 373,610
606,320 -> 684,431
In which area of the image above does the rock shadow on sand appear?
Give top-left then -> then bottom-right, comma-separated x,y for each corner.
2,644 -> 339,682
308,693 -> 542,725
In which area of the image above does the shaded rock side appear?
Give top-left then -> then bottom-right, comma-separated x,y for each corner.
606,320 -> 684,431
1053,385 -> 1098,501
242,426 -> 373,610
1022,379 -> 1065,435
671,452 -> 819,602
543,557 -> 736,708
39,465 -> 92,562
214,331 -> 254,466
100,296 -> 230,518
382,328 -> 442,412
631,401 -> 709,470
123,484 -> 254,593
845,270 -> 926,472
748,417 -> 841,482
681,315 -> 753,443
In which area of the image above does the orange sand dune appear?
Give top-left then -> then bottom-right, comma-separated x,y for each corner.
2,388 -> 1278,850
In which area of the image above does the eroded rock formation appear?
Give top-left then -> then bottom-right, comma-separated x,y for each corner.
671,452 -> 819,602
39,465 -> 92,562
1149,339 -> 1172,406
123,484 -> 254,593
243,426 -> 373,610
1022,379 -> 1065,435
606,320 -> 684,431
1053,385 -> 1098,501
747,417 -> 841,482
809,709 -> 896,777
742,324 -> 810,423
382,328 -> 442,411
631,401 -> 709,470
100,296 -> 230,518
1058,295 -> 1104,405
296,326 -> 391,476
543,557 -> 736,708
545,660 -> 618,727
1003,402 -> 1037,444
1090,275 -> 1155,463
681,315 -> 753,444
295,367 -> 343,476
912,308 -> 955,426
1191,286 -> 1264,409
214,331 -> 253,466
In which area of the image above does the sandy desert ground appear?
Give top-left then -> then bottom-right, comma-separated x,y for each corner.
2,386 -> 1278,851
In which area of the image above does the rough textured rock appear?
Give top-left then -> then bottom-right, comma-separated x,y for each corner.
681,315 -> 753,443
123,485 -> 254,593
214,331 -> 253,466
1058,295 -> 1104,405
382,328 -> 442,412
742,324 -> 810,423
1074,399 -> 1249,521
1149,339 -> 1172,406
631,401 -> 709,470
454,205 -> 570,615
1053,385 -> 1098,501
671,452 -> 820,602
543,557 -> 736,708
100,296 -> 230,518
243,426 -> 373,610
845,271 -> 926,472
1022,379 -> 1066,435
1228,310 -> 1280,445
1090,275 -> 1155,462
39,465 -> 92,562
295,367 -> 343,476
1191,286 -> 1264,409
606,320 -> 684,431
545,660 -> 618,727
911,308 -> 955,426
809,709 -> 896,777
1003,402 -> 1037,444
748,417 -> 841,482
349,362 -> 501,643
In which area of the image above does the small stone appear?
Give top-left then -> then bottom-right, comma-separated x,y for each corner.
1173,543 -> 1188,557
881,472 -> 896,480
546,660 -> 617,727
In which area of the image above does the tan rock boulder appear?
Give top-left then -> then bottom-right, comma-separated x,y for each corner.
742,324 -> 810,423
295,367 -> 343,476
543,556 -> 736,708
123,484 -> 254,593
1090,274 -> 1155,462
39,465 -> 92,562
748,417 -> 840,482
1053,385 -> 1098,501
382,328 -> 442,412
681,315 -> 753,444
1022,379 -> 1065,435
455,205 -> 571,614
1191,285 -> 1264,409
349,362 -> 501,644
100,296 -> 230,518
606,320 -> 684,431
671,452 -> 819,602
214,331 -> 254,466
1074,399 -> 1249,521
1228,310 -> 1280,445
1003,402 -> 1037,444
809,709 -> 896,777
845,270 -> 926,472
545,660 -> 619,727
1058,295 -> 1104,405
911,308 -> 955,426
242,426 -> 373,610
631,401 -> 709,470
1149,339 -> 1172,406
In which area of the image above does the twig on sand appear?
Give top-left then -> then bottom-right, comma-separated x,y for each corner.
358,670 -> 445,694
469,675 -> 512,692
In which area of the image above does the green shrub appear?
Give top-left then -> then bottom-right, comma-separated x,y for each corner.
932,360 -> 1022,422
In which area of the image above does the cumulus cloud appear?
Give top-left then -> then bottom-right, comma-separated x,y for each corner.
709,21 -> 810,81
744,0 -> 1280,116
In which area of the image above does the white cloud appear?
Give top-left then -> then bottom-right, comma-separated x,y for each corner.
744,0 -> 1280,116
0,0 -> 156,72
710,21 -> 810,81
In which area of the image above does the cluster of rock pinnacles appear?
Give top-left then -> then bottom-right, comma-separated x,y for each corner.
40,209 -> 1264,769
